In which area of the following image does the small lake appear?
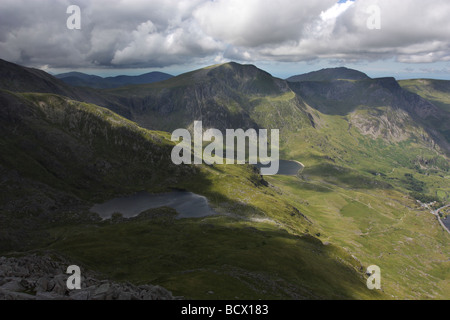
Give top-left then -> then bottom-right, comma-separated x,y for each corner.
90,160 -> 304,220
255,160 -> 304,176
90,191 -> 218,220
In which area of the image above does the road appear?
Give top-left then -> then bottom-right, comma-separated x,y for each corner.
431,204 -> 450,234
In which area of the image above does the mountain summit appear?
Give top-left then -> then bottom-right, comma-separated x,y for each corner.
0,59 -> 79,97
287,67 -> 371,82
107,62 -> 298,131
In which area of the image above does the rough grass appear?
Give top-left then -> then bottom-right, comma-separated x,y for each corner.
266,174 -> 450,299
399,79 -> 450,113
45,210 -> 383,300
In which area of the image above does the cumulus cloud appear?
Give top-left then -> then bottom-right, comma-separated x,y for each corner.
0,0 -> 449,69
193,0 -> 336,47
111,19 -> 223,67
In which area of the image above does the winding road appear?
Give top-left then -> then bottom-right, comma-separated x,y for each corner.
431,204 -> 450,234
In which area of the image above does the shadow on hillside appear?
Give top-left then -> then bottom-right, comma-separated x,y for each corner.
45,199 -> 382,300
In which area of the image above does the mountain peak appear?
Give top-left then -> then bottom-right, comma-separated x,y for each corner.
147,61 -> 287,96
0,58 -> 79,97
206,61 -> 271,77
202,61 -> 288,95
287,67 -> 371,82
55,71 -> 173,89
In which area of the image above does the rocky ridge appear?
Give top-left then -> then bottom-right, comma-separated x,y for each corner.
0,254 -> 176,300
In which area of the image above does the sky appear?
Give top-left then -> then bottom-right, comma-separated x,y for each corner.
0,0 -> 449,79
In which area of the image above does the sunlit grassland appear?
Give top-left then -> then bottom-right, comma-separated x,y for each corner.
265,173 -> 450,299
399,79 -> 450,113
279,108 -> 449,202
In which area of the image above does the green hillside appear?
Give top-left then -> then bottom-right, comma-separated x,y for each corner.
0,61 -> 449,299
400,79 -> 450,113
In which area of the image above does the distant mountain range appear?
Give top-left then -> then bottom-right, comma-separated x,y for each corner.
55,71 -> 173,89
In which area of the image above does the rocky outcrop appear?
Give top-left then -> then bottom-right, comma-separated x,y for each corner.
109,62 -> 295,132
0,254 -> 175,300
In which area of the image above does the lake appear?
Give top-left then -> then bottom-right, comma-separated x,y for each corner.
90,190 -> 218,220
90,160 -> 304,220
255,160 -> 304,176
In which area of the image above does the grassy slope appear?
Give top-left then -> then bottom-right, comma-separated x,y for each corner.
400,79 -> 450,113
0,90 -> 384,300
267,102 -> 450,299
46,210 -> 381,299
267,175 -> 449,299
280,108 -> 449,202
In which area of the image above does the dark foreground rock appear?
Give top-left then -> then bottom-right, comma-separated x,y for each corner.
0,254 -> 175,300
